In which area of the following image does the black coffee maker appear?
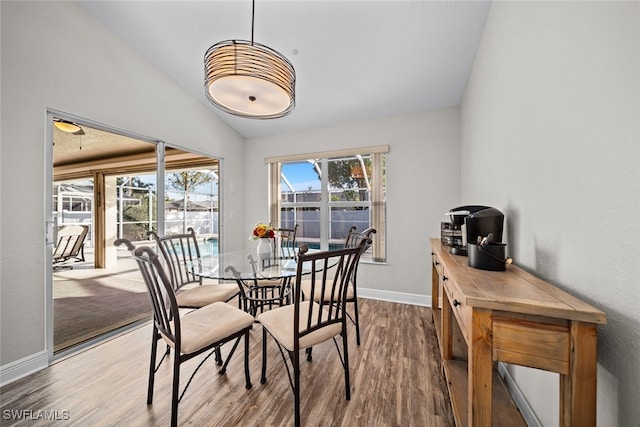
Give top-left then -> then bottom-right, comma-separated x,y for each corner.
441,205 -> 504,256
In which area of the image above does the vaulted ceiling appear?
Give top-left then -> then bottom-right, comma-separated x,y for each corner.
80,1 -> 491,139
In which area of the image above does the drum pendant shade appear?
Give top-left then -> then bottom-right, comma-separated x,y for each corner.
204,40 -> 295,119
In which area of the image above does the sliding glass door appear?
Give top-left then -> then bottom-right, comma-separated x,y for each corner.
48,113 -> 220,359
164,162 -> 219,255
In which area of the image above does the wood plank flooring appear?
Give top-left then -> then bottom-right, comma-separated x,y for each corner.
1,299 -> 454,426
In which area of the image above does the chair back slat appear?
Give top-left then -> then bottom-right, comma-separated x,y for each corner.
137,248 -> 176,341
149,227 -> 203,292
343,227 -> 376,286
342,226 -> 358,247
344,227 -> 375,251
276,224 -> 298,260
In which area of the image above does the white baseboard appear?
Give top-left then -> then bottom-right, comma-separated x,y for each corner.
0,350 -> 48,388
358,287 -> 431,307
498,362 -> 541,427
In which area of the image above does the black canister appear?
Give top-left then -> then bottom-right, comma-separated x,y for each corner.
468,242 -> 508,271
465,207 -> 504,245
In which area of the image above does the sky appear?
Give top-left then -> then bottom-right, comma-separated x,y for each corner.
131,161 -> 323,195
282,161 -> 320,192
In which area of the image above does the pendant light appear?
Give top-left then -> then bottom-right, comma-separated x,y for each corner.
204,0 -> 295,119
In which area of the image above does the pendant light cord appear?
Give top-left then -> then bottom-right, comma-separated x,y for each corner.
251,0 -> 255,46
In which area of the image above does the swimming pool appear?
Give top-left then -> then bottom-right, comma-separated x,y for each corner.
196,239 -> 341,257
200,238 -> 218,256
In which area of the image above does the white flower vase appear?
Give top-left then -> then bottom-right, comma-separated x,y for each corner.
256,238 -> 273,268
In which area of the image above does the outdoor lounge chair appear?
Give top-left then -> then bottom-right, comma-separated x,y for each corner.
53,225 -> 89,269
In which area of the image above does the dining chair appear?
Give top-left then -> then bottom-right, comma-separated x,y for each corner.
256,223 -> 298,269
148,228 -> 240,309
225,256 -> 292,317
276,224 -> 298,260
242,224 -> 299,315
114,238 -> 254,427
257,239 -> 369,427
343,226 -> 376,344
300,226 -> 375,345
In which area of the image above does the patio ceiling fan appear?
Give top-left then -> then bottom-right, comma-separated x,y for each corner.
53,118 -> 85,135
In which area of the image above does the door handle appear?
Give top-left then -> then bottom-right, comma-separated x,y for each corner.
45,220 -> 55,246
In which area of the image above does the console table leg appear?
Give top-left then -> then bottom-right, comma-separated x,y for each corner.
432,263 -> 440,311
469,308 -> 493,426
560,321 -> 598,427
442,290 -> 453,360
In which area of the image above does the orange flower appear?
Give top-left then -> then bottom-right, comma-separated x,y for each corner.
251,222 -> 275,239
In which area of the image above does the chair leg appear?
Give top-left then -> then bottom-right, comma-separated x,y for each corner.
147,328 -> 159,404
171,354 -> 181,427
244,330 -> 252,389
352,297 -> 361,345
293,349 -> 301,427
260,328 -> 268,384
342,331 -> 351,400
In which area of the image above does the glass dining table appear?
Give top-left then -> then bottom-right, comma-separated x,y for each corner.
189,247 -> 320,316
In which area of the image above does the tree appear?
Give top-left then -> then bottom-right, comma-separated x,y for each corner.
166,171 -> 214,232
117,177 -> 156,241
122,194 -> 156,241
117,176 -> 152,197
319,157 -> 372,203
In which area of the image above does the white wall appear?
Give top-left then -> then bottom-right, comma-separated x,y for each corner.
245,108 -> 461,300
0,2 -> 245,370
461,2 -> 639,426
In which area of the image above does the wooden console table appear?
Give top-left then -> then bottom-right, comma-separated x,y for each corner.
430,238 -> 606,427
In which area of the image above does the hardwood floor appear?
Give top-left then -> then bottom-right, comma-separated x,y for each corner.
1,299 -> 454,426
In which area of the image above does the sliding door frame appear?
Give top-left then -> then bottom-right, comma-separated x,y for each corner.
45,109 -> 222,362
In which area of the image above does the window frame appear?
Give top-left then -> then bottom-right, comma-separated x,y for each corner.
267,146 -> 387,263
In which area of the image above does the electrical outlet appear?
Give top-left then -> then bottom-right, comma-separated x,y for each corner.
230,210 -> 236,219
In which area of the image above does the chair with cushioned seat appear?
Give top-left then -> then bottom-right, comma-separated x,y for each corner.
114,238 -> 254,427
301,226 -> 375,345
257,239 -> 369,427
243,224 -> 299,315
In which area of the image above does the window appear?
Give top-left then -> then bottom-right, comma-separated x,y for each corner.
267,146 -> 387,262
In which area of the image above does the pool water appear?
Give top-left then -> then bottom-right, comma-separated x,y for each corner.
295,242 -> 341,251
200,238 -> 218,256
195,239 -> 340,256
